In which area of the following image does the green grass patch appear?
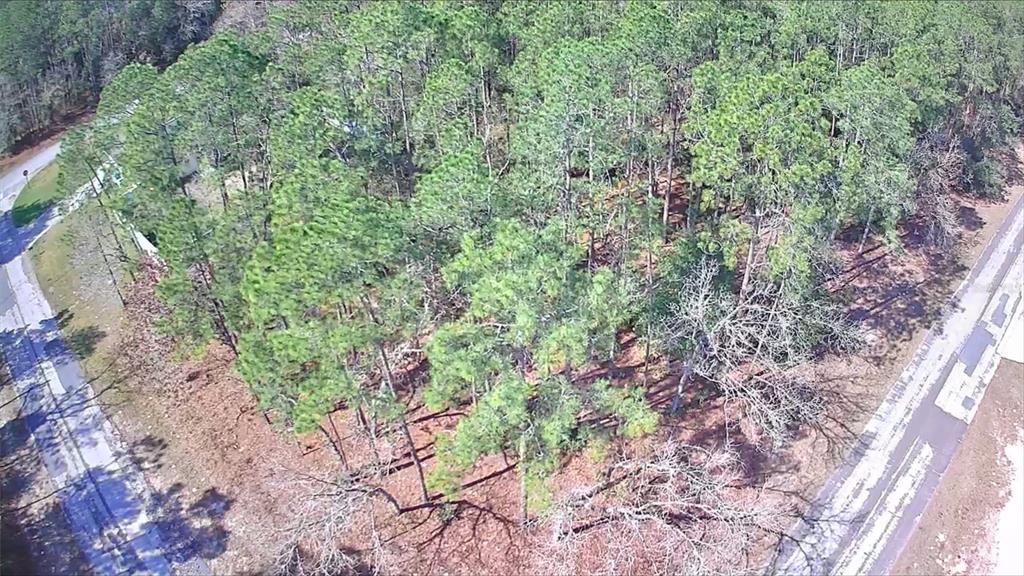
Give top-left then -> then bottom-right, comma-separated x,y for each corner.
28,202 -> 134,381
11,163 -> 65,227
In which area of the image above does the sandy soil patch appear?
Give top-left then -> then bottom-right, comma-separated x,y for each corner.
893,359 -> 1024,576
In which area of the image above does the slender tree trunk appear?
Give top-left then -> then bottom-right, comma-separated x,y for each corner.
588,133 -> 594,182
165,125 -> 238,355
662,102 -> 680,238
518,434 -> 528,526
670,358 -> 692,416
361,296 -> 430,503
86,159 -> 135,282
380,352 -> 429,503
398,71 -> 412,157
319,421 -> 349,472
859,205 -> 875,253
357,403 -> 384,473
738,213 -> 760,303
755,275 -> 787,361
327,411 -> 349,471
230,109 -> 249,193
643,160 -> 655,385
219,180 -> 230,211
480,69 -> 494,175
627,73 -> 636,182
563,139 -> 573,241
94,226 -> 126,307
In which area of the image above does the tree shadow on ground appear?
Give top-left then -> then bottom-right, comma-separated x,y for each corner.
2,316 -> 234,573
127,434 -> 170,472
838,239 -> 966,366
957,205 -> 985,232
1,402 -> 234,574
994,145 -> 1024,187
44,309 -> 106,363
643,362 -> 874,492
63,325 -> 106,360
0,207 -> 52,265
10,200 -> 54,228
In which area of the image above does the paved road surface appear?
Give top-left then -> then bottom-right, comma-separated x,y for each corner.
773,192 -> 1024,575
1,147 -> 175,574
0,142 -> 60,213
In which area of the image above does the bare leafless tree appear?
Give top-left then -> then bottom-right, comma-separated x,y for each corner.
653,258 -> 860,447
272,470 -> 399,576
539,440 -> 784,575
912,130 -> 966,248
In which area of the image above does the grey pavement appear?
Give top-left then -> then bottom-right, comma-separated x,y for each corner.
0,147 -> 187,575
0,142 -> 60,266
0,142 -> 60,212
773,192 -> 1024,575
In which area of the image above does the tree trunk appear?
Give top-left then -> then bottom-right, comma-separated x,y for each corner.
319,420 -> 349,472
398,71 -> 412,157
480,69 -> 494,175
662,100 -> 680,237
738,213 -> 760,304
361,296 -> 430,504
518,434 -> 528,527
357,403 -> 384,473
643,160 -> 655,385
87,158 -> 135,282
93,226 -> 126,308
230,109 -> 249,193
670,358 -> 693,416
858,204 -> 875,254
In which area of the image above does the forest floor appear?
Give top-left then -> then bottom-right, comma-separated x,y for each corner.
0,108 -> 91,175
755,148 -> 1024,560
10,145 -> 1023,574
20,192 -> 338,572
213,0 -> 273,35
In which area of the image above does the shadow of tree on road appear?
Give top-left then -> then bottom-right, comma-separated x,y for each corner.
10,200 -> 55,229
2,313 -> 234,573
0,207 -> 52,265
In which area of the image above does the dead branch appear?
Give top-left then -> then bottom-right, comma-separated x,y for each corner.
271,470 -> 399,576
538,440 -> 785,576
653,258 -> 861,447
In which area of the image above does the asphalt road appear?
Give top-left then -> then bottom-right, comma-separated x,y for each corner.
773,192 -> 1024,575
0,142 -> 60,213
1,146 -> 174,575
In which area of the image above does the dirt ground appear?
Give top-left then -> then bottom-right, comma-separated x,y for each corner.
0,109 -> 92,174
0,135 -> 60,176
213,0 -> 275,34
749,146 -> 1024,567
95,263 -> 339,574
893,359 -> 1024,576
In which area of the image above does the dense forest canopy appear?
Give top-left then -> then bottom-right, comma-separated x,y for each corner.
56,0 -> 1023,572
0,0 -> 220,152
